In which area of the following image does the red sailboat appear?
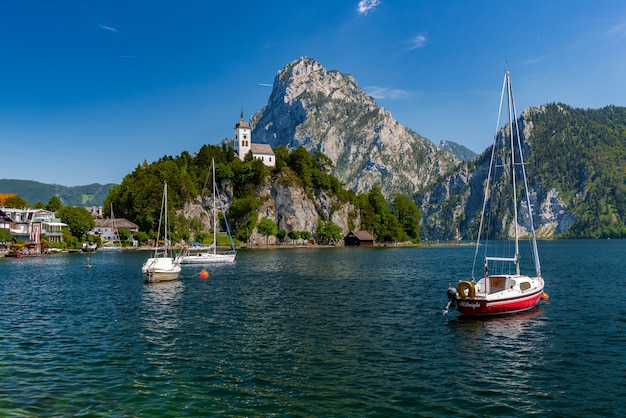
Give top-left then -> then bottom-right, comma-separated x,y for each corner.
444,70 -> 547,316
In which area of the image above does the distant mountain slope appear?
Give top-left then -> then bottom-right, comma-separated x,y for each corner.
250,57 -> 459,197
0,179 -> 115,207
418,103 -> 626,240
439,140 -> 477,161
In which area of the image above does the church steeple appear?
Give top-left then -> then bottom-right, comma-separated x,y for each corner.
234,109 -> 251,160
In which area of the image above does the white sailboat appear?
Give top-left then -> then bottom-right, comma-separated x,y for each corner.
444,70 -> 547,316
98,203 -> 123,252
142,181 -> 181,282
176,159 -> 236,264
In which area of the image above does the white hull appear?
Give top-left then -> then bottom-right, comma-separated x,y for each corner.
177,252 -> 236,264
98,246 -> 122,252
142,256 -> 181,283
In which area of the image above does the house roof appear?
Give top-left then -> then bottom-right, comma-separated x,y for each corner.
235,118 -> 250,129
95,218 -> 139,230
346,230 -> 375,241
0,209 -> 13,223
250,143 -> 275,156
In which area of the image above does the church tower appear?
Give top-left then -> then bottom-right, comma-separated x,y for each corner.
234,109 -> 251,161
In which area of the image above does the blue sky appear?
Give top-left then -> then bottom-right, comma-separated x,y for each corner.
2,1 -> 625,187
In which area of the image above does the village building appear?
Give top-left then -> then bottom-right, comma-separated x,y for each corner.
90,217 -> 139,241
85,206 -> 104,219
0,207 -> 66,244
234,111 -> 275,167
344,230 -> 376,247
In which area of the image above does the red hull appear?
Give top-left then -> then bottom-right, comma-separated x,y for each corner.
456,289 -> 543,316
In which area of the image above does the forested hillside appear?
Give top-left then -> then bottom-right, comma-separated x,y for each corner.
525,104 -> 626,238
418,103 -> 626,240
0,179 -> 114,207
106,144 -> 422,245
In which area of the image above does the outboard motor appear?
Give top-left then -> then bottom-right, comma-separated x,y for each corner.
443,283 -> 458,315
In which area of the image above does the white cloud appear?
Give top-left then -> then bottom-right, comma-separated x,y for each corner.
366,86 -> 414,100
408,34 -> 427,50
357,0 -> 381,15
258,83 -> 273,87
98,24 -> 118,33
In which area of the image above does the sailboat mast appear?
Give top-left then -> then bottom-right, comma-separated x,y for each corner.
164,181 -> 168,254
212,159 -> 217,256
505,71 -> 521,276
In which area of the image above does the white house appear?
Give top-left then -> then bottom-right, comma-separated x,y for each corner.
234,112 -> 275,167
0,207 -> 66,244
90,217 -> 139,240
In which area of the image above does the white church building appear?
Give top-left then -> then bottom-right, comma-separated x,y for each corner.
234,112 -> 275,167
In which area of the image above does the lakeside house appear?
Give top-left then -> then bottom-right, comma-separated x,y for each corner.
344,231 -> 376,247
90,217 -> 139,241
0,207 -> 66,244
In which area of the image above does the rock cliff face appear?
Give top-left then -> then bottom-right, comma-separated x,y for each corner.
418,111 -> 575,241
180,173 -> 359,244
250,57 -> 459,198
250,174 -> 359,244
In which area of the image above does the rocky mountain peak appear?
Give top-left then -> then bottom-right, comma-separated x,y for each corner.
251,56 -> 459,197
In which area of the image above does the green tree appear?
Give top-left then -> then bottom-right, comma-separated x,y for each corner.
288,230 -> 300,244
57,206 -> 95,240
0,229 -> 12,243
316,218 -> 343,245
276,229 -> 286,243
273,145 -> 289,172
257,218 -> 277,245
288,146 -> 315,187
118,228 -> 131,242
393,194 -> 422,242
3,195 -> 29,208
300,230 -> 312,242
46,196 -> 63,212
133,230 -> 149,244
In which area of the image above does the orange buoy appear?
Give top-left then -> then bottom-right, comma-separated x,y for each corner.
199,270 -> 209,279
541,292 -> 549,301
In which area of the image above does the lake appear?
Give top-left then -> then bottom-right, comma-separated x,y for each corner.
1,240 -> 625,416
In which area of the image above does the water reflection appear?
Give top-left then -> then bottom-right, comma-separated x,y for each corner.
140,281 -> 184,349
446,307 -> 550,415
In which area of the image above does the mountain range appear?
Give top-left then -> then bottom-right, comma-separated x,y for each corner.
0,179 -> 114,207
2,57 -> 625,239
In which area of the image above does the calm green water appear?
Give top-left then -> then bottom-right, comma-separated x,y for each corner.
1,241 -> 625,417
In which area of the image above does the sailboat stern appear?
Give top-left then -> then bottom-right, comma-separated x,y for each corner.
447,275 -> 544,316
142,257 -> 181,282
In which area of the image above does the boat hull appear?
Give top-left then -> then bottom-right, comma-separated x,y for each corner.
456,289 -> 543,316
454,275 -> 544,316
142,257 -> 181,283
177,252 -> 236,264
98,247 -> 122,252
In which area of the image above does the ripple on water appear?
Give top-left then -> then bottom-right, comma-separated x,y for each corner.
1,243 -> 626,416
